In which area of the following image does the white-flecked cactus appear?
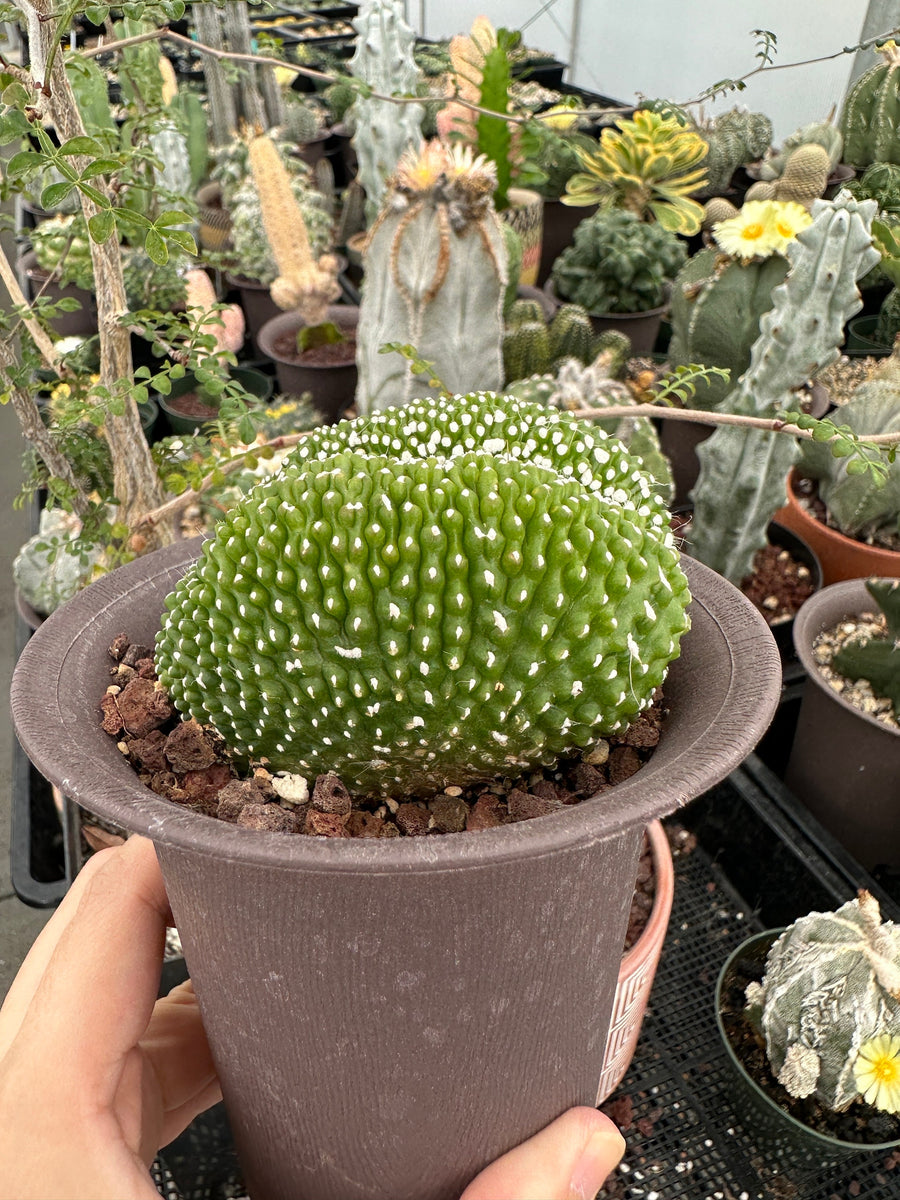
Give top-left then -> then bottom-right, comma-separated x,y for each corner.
155,392 -> 690,798
746,892 -> 900,1111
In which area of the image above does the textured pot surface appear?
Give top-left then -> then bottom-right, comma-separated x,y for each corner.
12,542 -> 780,1200
502,186 -> 544,287
774,469 -> 900,585
787,578 -> 900,868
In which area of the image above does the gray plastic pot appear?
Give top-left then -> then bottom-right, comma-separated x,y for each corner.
786,578 -> 900,868
11,541 -> 780,1200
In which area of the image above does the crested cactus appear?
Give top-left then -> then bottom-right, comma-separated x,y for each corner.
348,0 -> 424,223
354,141 -> 507,413
690,192 -> 880,584
798,342 -> 900,546
840,41 -> 900,169
551,208 -> 687,314
830,579 -> 900,719
695,108 -> 773,197
745,892 -> 900,1111
155,391 -> 689,796
757,120 -> 844,181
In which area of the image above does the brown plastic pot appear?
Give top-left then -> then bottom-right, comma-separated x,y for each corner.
543,279 -> 670,354
257,305 -> 359,421
11,542 -> 780,1200
774,468 -> 900,584
596,819 -> 674,1103
537,199 -> 597,287
786,578 -> 900,869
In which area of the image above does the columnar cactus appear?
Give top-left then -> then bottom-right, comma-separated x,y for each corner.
690,192 -> 880,584
695,108 -> 773,197
757,120 -> 844,181
155,392 -> 689,797
840,41 -> 900,169
355,141 -> 507,413
745,892 -> 900,1111
745,144 -> 831,209
831,580 -> 900,719
876,286 -> 900,345
502,302 -> 596,384
348,0 -> 424,223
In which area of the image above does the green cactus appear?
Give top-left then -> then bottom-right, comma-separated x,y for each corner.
690,193 -> 880,584
29,214 -> 95,291
696,108 -> 773,197
798,343 -> 900,546
503,302 -> 601,384
283,99 -> 325,146
667,246 -> 790,410
506,297 -> 546,326
840,41 -> 900,169
355,141 -> 507,413
501,221 -> 522,315
155,391 -> 688,796
348,0 -> 424,223
549,304 -> 595,365
323,79 -> 357,126
876,286 -> 900,345
830,580 -> 900,719
248,393 -> 328,437
551,209 -> 687,314
847,161 -> 900,213
593,330 -> 632,378
503,320 -> 552,384
758,120 -> 843,181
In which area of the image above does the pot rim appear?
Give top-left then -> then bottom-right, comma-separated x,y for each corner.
257,305 -> 359,373
784,469 -> 900,565
11,541 -> 780,873
715,929 -> 900,1152
792,577 -> 900,739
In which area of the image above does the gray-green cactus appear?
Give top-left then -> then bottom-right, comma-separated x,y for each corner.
840,41 -> 900,170
798,344 -> 900,546
831,579 -> 900,719
155,391 -> 689,797
745,892 -> 900,1111
348,0 -> 424,223
757,120 -> 843,181
696,108 -> 773,197
355,142 -> 507,413
876,286 -> 900,345
13,509 -> 98,616
690,192 -> 880,584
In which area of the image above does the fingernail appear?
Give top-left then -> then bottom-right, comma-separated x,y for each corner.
568,1126 -> 626,1199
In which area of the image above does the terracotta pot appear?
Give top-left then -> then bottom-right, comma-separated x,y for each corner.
11,545 -> 780,1200
257,305 -> 359,421
596,819 -> 674,1103
537,199 -> 597,287
196,181 -> 232,252
19,249 -> 96,337
774,468 -> 900,584
501,187 -> 544,287
786,578 -> 900,869
543,279 -> 670,355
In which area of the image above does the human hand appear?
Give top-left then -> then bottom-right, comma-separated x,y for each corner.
0,836 -> 624,1200
0,836 -> 221,1200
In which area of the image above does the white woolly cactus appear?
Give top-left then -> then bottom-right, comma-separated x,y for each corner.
156,392 -> 690,798
746,891 -> 900,1112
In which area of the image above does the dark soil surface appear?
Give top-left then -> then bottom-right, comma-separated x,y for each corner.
167,392 -> 218,420
719,942 -> 900,1146
271,330 -> 357,367
793,474 -> 900,554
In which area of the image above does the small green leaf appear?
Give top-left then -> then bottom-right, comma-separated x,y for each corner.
88,210 -> 116,244
58,135 -> 103,157
831,438 -> 854,458
1,81 -> 30,107
55,297 -> 82,313
79,158 -> 123,180
144,228 -> 169,264
845,458 -> 868,476
154,375 -> 172,396
162,229 -> 197,255
84,5 -> 110,25
155,209 -> 191,228
298,321 -> 344,353
238,416 -> 256,444
812,422 -> 835,442
166,473 -> 187,495
6,150 -> 39,178
40,181 -> 75,208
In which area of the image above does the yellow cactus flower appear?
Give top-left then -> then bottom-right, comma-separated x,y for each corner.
712,200 -> 781,260
767,200 -> 813,253
854,1033 -> 900,1113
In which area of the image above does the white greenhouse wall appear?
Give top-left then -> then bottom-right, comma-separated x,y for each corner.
412,0 -> 892,143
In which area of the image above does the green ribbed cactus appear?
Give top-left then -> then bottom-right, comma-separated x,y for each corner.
283,100 -> 325,146
691,192 -> 880,584
876,286 -> 900,345
841,41 -> 900,169
506,297 -> 545,325
696,108 -> 772,197
348,0 -> 424,223
355,141 -> 507,413
668,246 -> 790,411
502,303 -> 596,384
503,320 -> 551,384
758,120 -> 843,181
155,392 -> 689,796
798,343 -> 900,545
550,304 -> 595,364
831,580 -> 900,719
745,892 -> 900,1111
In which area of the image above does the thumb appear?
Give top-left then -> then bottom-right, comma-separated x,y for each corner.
460,1107 -> 625,1200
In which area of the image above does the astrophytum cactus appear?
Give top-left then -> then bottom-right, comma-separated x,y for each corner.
156,392 -> 690,797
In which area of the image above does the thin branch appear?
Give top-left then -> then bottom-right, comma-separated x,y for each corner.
0,241 -> 63,376
79,25 -> 169,57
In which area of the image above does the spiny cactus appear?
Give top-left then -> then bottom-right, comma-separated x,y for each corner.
691,192 -> 880,584
355,141 -> 507,413
563,109 -> 709,235
746,144 -> 831,210
757,120 -> 844,181
841,40 -> 900,169
830,580 -> 900,719
551,208 -> 687,314
29,214 -> 94,291
348,0 -> 424,223
503,319 -> 551,384
282,99 -> 326,146
745,891 -> 900,1111
155,391 -> 688,796
695,108 -> 773,197
550,304 -> 595,364
502,302 -> 596,384
506,297 -> 546,326
229,171 -> 333,287
798,342 -> 900,546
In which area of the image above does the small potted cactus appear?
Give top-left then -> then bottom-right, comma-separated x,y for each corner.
785,578 -> 900,868
717,891 -> 900,1165
547,208 -> 688,352
12,389 -> 781,1200
20,214 -> 97,336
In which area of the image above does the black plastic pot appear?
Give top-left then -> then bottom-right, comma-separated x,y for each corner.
257,304 -> 359,420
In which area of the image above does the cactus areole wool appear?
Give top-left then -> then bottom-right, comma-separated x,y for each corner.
155,392 -> 691,797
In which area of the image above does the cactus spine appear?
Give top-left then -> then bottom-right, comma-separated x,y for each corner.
745,892 -> 900,1111
830,580 -> 900,719
690,193 -> 880,584
355,141 -> 507,413
155,392 -> 688,796
841,41 -> 900,169
348,0 -> 424,224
